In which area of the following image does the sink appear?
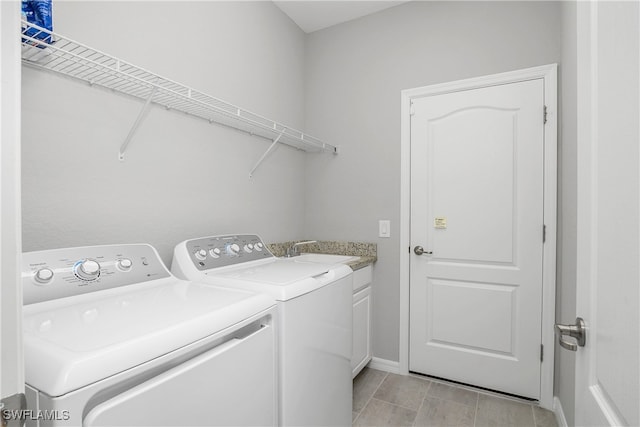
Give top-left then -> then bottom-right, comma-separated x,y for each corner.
292,253 -> 359,264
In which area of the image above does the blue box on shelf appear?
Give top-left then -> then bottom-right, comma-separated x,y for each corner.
22,0 -> 53,46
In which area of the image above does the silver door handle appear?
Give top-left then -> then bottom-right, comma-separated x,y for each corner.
414,246 -> 432,256
555,317 -> 586,351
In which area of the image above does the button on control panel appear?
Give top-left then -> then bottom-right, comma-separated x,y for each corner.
34,267 -> 54,284
186,234 -> 273,270
117,258 -> 133,271
22,244 -> 171,305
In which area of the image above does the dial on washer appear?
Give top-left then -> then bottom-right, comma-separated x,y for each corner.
75,259 -> 101,281
117,258 -> 133,271
34,267 -> 54,284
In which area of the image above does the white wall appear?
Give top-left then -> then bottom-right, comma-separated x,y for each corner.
21,1 -> 311,265
304,1 -> 562,362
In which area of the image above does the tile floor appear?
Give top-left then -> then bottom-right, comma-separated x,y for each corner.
352,368 -> 558,427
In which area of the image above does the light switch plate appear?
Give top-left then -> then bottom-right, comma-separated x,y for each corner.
379,220 -> 391,238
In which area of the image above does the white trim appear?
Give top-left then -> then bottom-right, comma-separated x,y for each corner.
591,384 -> 627,427
0,0 -> 24,398
399,64 -> 558,410
540,63 -> 558,411
398,84 -> 412,378
553,396 -> 569,427
367,357 -> 401,375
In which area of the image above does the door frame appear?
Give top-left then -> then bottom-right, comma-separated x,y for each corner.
399,64 -> 557,410
1,0 -> 25,406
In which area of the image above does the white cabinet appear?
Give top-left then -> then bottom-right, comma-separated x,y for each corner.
351,265 -> 373,378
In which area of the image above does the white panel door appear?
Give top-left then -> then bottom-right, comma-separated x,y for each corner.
573,2 -> 640,425
409,79 -> 545,399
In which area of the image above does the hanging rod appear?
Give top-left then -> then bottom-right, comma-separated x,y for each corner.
20,21 -> 339,156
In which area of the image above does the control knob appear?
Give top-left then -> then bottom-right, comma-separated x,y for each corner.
243,244 -> 254,253
117,258 -> 133,271
194,249 -> 207,261
34,267 -> 54,284
74,259 -> 101,281
226,243 -> 240,256
254,242 -> 264,251
209,248 -> 221,258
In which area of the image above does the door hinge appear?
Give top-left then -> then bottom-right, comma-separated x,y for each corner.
540,344 -> 544,362
543,105 -> 548,124
410,101 -> 415,116
543,224 -> 546,243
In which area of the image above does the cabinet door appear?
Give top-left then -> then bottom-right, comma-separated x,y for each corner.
352,286 -> 372,378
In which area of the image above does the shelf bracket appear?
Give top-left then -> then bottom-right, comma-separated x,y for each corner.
249,129 -> 286,178
119,86 -> 157,161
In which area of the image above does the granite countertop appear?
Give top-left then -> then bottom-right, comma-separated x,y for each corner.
344,256 -> 376,271
267,240 -> 377,271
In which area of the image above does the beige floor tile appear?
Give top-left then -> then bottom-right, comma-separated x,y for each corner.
475,394 -> 535,427
353,369 -> 549,427
426,381 -> 479,407
373,373 -> 432,411
533,405 -> 558,427
353,368 -> 388,413
354,398 -> 418,427
413,396 -> 476,427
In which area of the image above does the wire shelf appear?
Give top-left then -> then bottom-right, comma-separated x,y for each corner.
20,21 -> 337,156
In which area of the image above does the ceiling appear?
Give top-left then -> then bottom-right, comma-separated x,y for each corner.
273,1 -> 410,33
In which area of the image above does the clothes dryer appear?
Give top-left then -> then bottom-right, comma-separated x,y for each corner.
172,234 -> 353,427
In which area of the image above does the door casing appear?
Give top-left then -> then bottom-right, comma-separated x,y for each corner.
0,0 -> 25,403
399,64 -> 557,410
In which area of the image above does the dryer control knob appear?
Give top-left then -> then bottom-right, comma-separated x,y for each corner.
194,249 -> 207,261
75,259 -> 101,281
34,267 -> 54,284
226,243 -> 240,256
209,248 -> 221,258
254,242 -> 264,251
243,244 -> 253,253
117,258 -> 133,271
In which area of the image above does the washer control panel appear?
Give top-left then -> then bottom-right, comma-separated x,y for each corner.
22,244 -> 171,305
185,234 -> 273,270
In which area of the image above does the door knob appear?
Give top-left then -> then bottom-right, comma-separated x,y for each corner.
555,317 -> 586,351
414,246 -> 432,256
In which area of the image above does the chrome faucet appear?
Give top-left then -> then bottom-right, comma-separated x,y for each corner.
285,240 -> 317,258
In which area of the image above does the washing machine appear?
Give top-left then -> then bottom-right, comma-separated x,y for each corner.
22,243 -> 277,427
171,234 -> 353,427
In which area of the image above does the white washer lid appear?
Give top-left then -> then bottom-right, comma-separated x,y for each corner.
23,277 -> 274,397
205,259 -> 352,300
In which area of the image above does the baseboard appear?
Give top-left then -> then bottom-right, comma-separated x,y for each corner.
367,357 -> 401,374
553,396 -> 569,427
